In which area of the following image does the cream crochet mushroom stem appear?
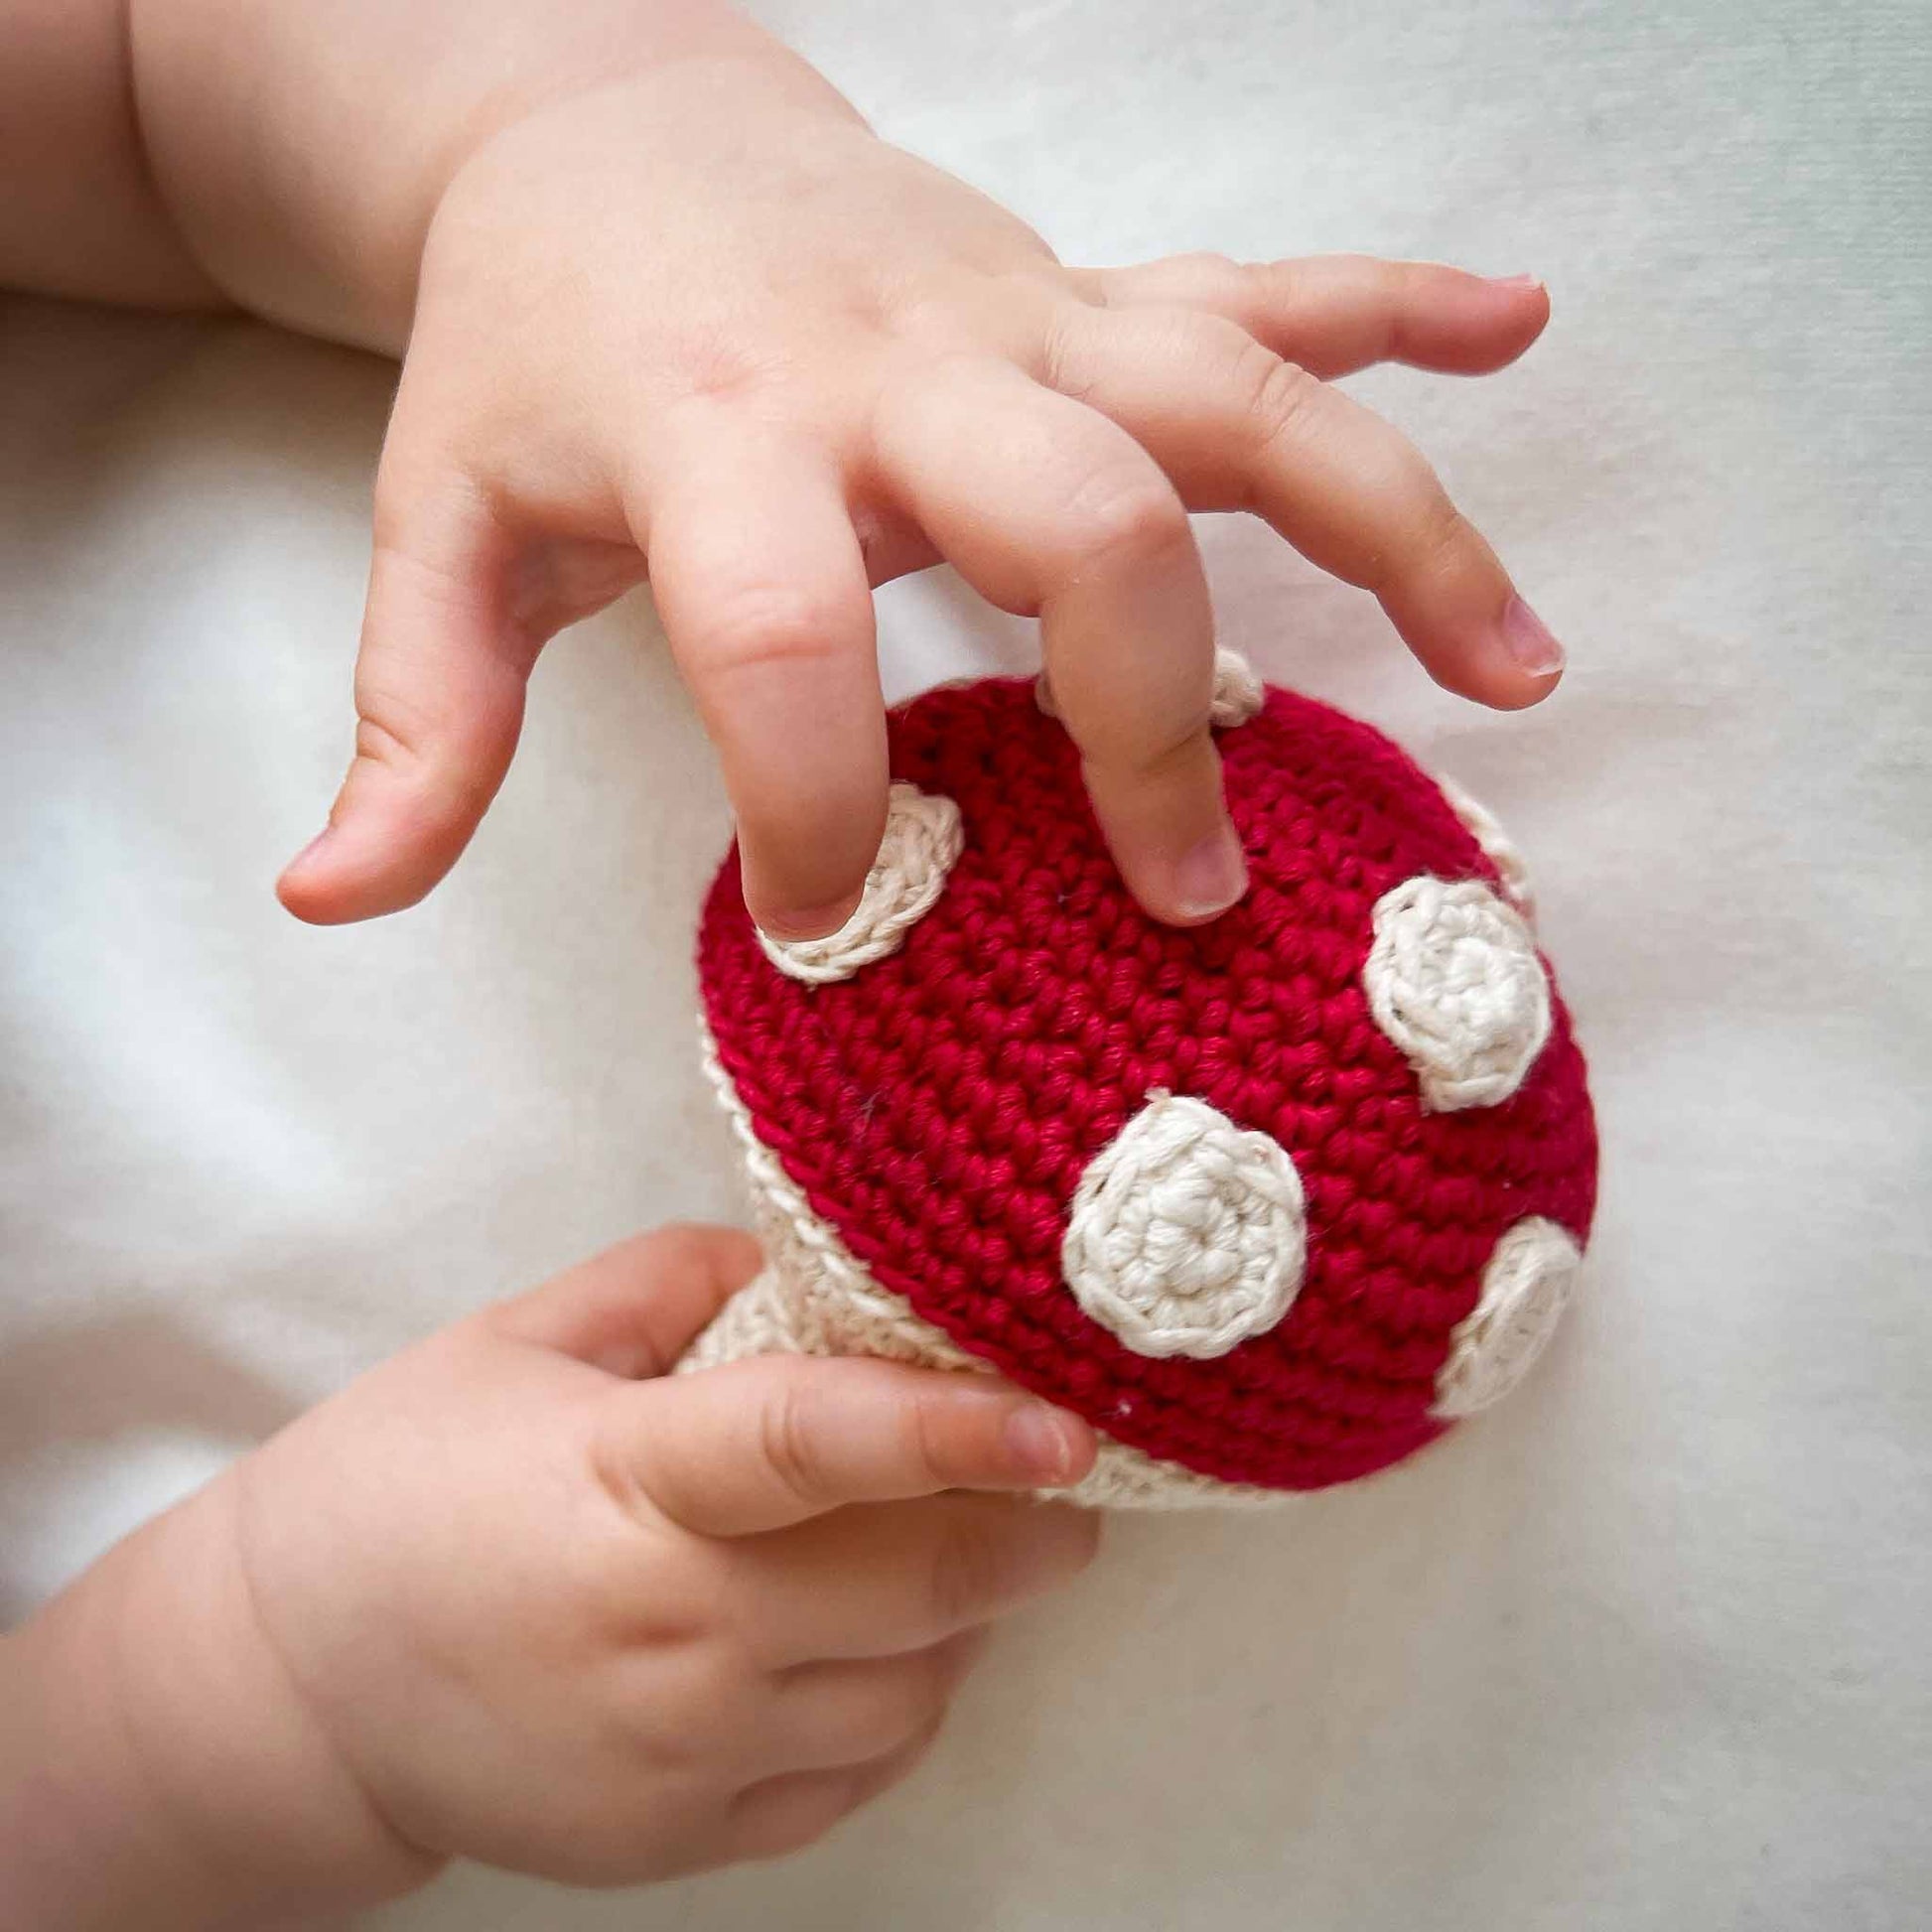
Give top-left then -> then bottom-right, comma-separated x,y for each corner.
1433,1217 -> 1583,1419
680,1026 -> 1287,1509
758,782 -> 963,986
1361,876 -> 1552,1112
1060,1092 -> 1307,1359
1035,646 -> 1266,733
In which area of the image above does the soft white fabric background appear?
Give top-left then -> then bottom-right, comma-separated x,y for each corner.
3,0 -> 1928,1925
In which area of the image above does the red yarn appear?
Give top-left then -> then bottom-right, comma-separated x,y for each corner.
699,679 -> 1598,1491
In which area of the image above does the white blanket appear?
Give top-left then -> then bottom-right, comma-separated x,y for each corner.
3,0 -> 1927,1924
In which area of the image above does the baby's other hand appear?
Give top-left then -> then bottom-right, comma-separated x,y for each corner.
275,53 -> 1559,937
55,1228 -> 1097,1905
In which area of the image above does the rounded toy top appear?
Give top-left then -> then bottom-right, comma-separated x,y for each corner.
698,667 -> 1597,1493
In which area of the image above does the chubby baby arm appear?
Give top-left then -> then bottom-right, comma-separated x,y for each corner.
0,1228 -> 1098,1927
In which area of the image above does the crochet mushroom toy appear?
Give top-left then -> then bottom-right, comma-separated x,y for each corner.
682,652 -> 1598,1507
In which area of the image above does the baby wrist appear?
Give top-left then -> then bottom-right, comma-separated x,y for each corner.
1,1478 -> 436,1929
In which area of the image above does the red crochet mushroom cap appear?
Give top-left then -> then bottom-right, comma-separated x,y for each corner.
698,676 -> 1598,1493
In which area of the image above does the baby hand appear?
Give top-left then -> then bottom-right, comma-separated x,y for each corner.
271,45 -> 1561,939
5,1228 -> 1098,1923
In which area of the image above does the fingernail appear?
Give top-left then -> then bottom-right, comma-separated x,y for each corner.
282,828 -> 335,877
756,891 -> 863,944
1501,596 -> 1565,678
1489,273 -> 1545,291
1006,1403 -> 1081,1483
1171,828 -> 1248,921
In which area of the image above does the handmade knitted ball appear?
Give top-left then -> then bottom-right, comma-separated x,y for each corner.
682,652 -> 1598,1507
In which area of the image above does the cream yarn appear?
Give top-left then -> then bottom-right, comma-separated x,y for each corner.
1362,877 -> 1552,1111
1205,647 -> 1266,727
758,782 -> 963,986
1060,1092 -> 1307,1359
1435,772 -> 1536,919
1433,1217 -> 1582,1418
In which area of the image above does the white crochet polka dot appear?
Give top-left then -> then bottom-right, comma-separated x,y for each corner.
1362,876 -> 1552,1111
1060,1092 -> 1307,1359
1434,1217 -> 1583,1418
686,1026 -> 1288,1508
1434,772 -> 1535,918
1207,647 -> 1266,727
759,782 -> 963,986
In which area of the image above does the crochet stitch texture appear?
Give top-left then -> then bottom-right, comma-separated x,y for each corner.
695,671 -> 1598,1496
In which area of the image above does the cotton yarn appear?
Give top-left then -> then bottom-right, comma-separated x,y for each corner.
759,782 -> 963,986
1361,876 -> 1552,1112
1433,1217 -> 1584,1419
685,655 -> 1598,1504
1433,771 -> 1535,918
1060,1091 -> 1307,1360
